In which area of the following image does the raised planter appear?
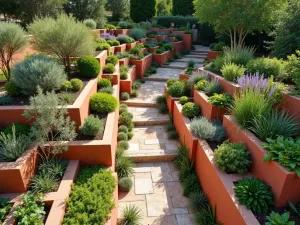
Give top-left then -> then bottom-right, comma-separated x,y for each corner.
282,92 -> 300,122
159,28 -> 173,34
61,85 -> 119,166
93,29 -> 107,35
152,51 -> 169,66
147,37 -> 157,42
114,29 -> 130,36
109,46 -> 116,55
172,41 -> 184,54
120,65 -> 136,94
126,42 -> 137,51
194,90 -> 227,121
172,31 -> 185,36
183,34 -> 192,50
95,51 -> 108,75
173,101 -> 198,159
195,140 -> 259,225
119,57 -> 129,66
0,144 -> 38,193
223,115 -> 300,207
102,63 -> 120,85
114,44 -> 127,53
198,68 -> 241,96
1,160 -> 80,225
167,37 -> 176,42
138,38 -> 147,44
148,46 -> 159,53
179,70 -> 190,81
156,35 -> 167,42
129,54 -> 153,78
207,51 -> 222,60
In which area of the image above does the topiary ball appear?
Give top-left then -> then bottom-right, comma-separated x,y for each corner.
179,96 -> 188,105
127,131 -> 134,140
3,123 -> 30,137
118,177 -> 133,192
117,141 -> 129,150
182,102 -> 200,119
119,104 -> 128,114
4,80 -> 20,96
98,78 -> 111,89
104,63 -> 116,74
61,81 -> 73,91
96,43 -> 111,51
77,56 -> 100,78
118,132 -> 128,141
90,93 -> 118,113
106,55 -> 118,66
119,125 -> 128,133
119,112 -> 133,127
70,78 -> 83,91
167,81 -> 185,97
121,92 -> 130,100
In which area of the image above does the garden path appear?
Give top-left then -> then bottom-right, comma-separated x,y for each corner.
119,46 -> 207,224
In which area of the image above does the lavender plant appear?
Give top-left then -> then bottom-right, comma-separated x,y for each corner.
100,33 -> 115,40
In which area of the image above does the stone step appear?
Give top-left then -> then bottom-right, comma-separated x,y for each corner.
121,100 -> 157,107
143,77 -> 169,82
161,65 -> 186,69
124,125 -> 179,162
191,50 -> 209,54
128,107 -> 169,125
183,54 -> 206,58
126,150 -> 176,162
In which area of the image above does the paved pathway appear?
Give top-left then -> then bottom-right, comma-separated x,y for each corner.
119,46 -> 208,224
118,162 -> 197,225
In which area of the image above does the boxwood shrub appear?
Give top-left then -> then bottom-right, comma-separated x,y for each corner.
106,55 -> 118,66
90,93 -> 118,113
77,56 -> 100,78
63,166 -> 116,225
97,78 -> 111,89
104,63 -> 116,74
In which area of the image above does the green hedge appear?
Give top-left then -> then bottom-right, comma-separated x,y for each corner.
63,166 -> 116,225
130,0 -> 156,22
172,0 -> 194,17
154,16 -> 199,28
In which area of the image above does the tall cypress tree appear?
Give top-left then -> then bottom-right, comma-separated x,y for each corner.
172,0 -> 194,16
130,0 -> 156,22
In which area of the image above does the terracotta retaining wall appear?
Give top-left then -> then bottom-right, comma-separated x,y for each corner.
152,51 -> 169,66
207,51 -> 222,60
61,85 -> 120,167
96,51 -> 108,76
1,160 -> 80,225
119,58 -> 129,66
93,29 -> 107,35
198,68 -> 241,96
109,46 -> 116,55
102,63 -> 120,85
120,65 -> 136,94
223,115 -> 300,207
147,37 -> 157,42
156,35 -> 167,42
138,38 -> 147,44
129,54 -> 153,78
172,41 -> 184,54
0,144 -> 38,193
281,92 -> 300,122
126,42 -> 137,51
194,90 -> 227,121
195,140 -> 259,225
173,101 -> 198,159
149,46 -> 159,53
167,37 -> 176,42
114,44 -> 127,53
114,29 -> 130,36
183,34 -> 192,50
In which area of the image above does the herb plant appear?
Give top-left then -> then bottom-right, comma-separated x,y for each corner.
208,93 -> 232,107
266,211 -> 295,225
263,137 -> 300,176
234,178 -> 273,213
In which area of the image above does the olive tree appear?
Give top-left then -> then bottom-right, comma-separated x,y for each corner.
194,0 -> 287,50
0,23 -> 27,81
23,87 -> 76,159
27,14 -> 94,71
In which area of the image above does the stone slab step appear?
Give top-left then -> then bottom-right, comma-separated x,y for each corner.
126,150 -> 176,162
191,50 -> 209,54
143,77 -> 169,82
183,54 -> 206,58
128,106 -> 169,125
121,100 -> 157,107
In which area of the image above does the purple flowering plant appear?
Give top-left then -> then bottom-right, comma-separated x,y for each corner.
100,33 -> 116,40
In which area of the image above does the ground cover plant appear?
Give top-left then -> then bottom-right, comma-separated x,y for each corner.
0,198 -> 12,223
63,166 -> 116,225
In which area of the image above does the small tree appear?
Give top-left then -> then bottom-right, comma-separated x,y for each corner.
194,0 -> 286,50
23,87 -> 76,159
156,0 -> 172,16
27,14 -> 94,71
173,0 -> 194,16
130,0 -> 156,22
106,0 -> 130,21
0,23 -> 27,81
